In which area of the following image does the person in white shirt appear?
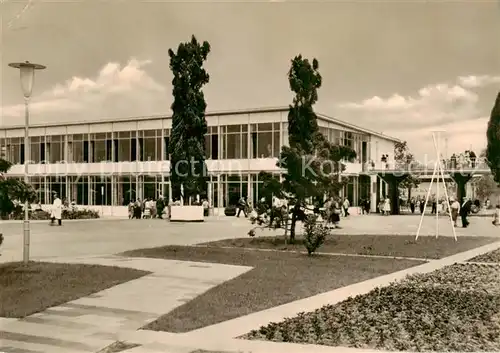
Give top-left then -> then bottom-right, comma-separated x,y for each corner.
342,198 -> 350,216
450,197 -> 460,227
143,199 -> 152,218
383,198 -> 391,215
51,194 -> 63,226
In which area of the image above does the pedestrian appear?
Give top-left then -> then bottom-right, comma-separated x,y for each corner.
460,197 -> 472,228
364,199 -> 370,214
419,198 -> 424,214
156,196 -> 165,219
128,200 -> 134,219
330,197 -> 341,228
143,198 -> 152,219
492,204 -> 500,226
50,193 -> 63,226
134,199 -> 142,219
202,198 -> 209,217
450,197 -> 460,227
237,196 -> 247,218
410,197 -> 415,214
383,197 -> 391,215
342,198 -> 350,217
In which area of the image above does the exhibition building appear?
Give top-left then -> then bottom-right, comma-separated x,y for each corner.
0,107 -> 399,215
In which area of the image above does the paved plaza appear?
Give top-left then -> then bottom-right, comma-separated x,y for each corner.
1,214 -> 497,262
1,215 -> 499,353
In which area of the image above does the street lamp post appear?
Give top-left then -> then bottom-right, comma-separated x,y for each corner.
9,61 -> 46,264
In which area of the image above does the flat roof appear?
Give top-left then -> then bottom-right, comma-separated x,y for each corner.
0,106 -> 400,143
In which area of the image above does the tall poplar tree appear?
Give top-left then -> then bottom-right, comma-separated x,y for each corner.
486,92 -> 500,184
169,35 -> 211,203
279,55 -> 355,241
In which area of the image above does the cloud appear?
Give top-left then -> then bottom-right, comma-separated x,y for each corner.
457,75 -> 500,89
393,117 -> 489,160
338,82 -> 480,130
1,58 -> 167,125
337,75 -> 498,160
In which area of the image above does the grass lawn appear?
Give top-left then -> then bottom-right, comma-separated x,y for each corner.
201,234 -> 498,259
122,245 -> 423,333
0,262 -> 149,318
243,263 -> 500,352
469,248 -> 500,263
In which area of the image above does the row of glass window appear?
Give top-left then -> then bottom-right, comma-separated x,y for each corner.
0,124 -> 369,165
21,174 -> 368,207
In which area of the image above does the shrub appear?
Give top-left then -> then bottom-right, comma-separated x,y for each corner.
62,208 -> 100,220
10,207 -> 100,220
303,214 -> 329,255
224,205 -> 237,216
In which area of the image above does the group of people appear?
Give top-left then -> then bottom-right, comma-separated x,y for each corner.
378,198 -> 392,215
127,197 -> 211,219
128,198 -> 166,219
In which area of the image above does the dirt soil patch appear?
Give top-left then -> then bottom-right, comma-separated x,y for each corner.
122,245 -> 423,333
243,263 -> 500,352
202,234 -> 498,259
0,262 -> 149,318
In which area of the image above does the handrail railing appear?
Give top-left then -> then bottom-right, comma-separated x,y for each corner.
365,157 -> 490,174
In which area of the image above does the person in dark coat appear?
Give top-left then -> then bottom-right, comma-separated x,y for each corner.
410,198 -> 415,214
460,197 -> 472,228
156,196 -> 165,219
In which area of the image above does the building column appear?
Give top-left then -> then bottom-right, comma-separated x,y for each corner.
65,176 -> 70,202
217,174 -> 222,212
370,175 -> 378,213
247,174 -> 251,203
353,176 -> 358,206
111,175 -> 116,206
451,173 -> 473,202
44,176 -> 49,205
88,176 -> 93,205
208,174 -> 212,206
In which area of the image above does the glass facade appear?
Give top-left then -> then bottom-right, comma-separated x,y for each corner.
0,116 -> 387,208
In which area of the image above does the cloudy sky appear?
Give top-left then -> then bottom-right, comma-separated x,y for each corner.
1,0 -> 499,160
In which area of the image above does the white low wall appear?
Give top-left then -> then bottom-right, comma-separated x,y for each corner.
170,205 -> 204,222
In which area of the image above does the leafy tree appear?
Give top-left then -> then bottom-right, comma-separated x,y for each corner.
474,174 -> 498,201
169,35 -> 211,203
394,141 -> 420,200
486,92 -> 500,184
0,159 -> 37,219
256,171 -> 283,206
277,55 -> 355,242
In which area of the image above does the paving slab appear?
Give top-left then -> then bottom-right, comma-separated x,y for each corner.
0,255 -> 251,353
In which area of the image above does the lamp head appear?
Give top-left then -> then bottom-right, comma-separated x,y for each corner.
8,61 -> 46,99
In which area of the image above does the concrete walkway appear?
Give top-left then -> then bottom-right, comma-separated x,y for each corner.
1,216 -> 499,353
0,256 -> 252,353
2,240 -> 500,353
111,241 -> 500,353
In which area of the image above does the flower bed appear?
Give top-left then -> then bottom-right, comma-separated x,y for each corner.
243,263 -> 500,352
9,208 -> 100,220
469,249 -> 500,263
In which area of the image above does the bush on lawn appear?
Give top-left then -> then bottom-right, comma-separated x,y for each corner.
303,214 -> 328,255
10,207 -> 100,220
224,205 -> 237,216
